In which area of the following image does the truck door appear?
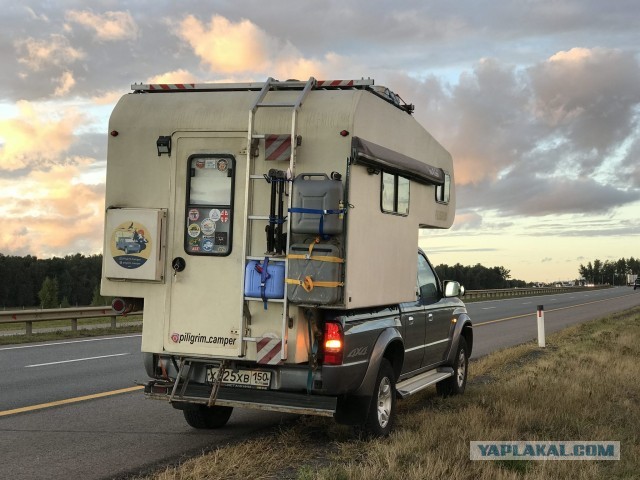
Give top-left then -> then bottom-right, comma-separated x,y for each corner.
418,252 -> 453,367
399,298 -> 426,374
165,134 -> 245,358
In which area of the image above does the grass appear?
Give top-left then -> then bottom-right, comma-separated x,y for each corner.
139,307 -> 640,480
0,316 -> 142,345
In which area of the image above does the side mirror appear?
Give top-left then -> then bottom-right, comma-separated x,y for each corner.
444,281 -> 465,298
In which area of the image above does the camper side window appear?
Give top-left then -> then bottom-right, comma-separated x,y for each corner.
435,173 -> 451,204
381,171 -> 410,215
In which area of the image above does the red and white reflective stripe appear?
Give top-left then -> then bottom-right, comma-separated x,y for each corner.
316,80 -> 355,88
265,134 -> 291,161
148,84 -> 196,90
256,336 -> 282,365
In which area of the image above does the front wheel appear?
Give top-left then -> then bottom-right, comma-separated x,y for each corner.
183,405 -> 233,429
364,358 -> 396,437
436,337 -> 468,396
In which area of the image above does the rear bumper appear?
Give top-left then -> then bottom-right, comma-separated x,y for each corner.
144,380 -> 337,417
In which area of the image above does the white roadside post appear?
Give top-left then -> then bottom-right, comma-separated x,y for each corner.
537,304 -> 545,348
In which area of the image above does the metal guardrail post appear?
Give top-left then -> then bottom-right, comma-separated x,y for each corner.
111,316 -> 117,328
26,321 -> 32,335
71,319 -> 78,331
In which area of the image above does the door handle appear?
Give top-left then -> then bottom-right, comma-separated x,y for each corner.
408,316 -> 414,325
428,313 -> 434,322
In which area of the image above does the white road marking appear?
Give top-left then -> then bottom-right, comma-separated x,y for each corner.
0,334 -> 141,351
25,353 -> 130,368
482,306 -> 497,310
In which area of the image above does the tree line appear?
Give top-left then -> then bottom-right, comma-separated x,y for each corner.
0,254 -> 105,309
578,257 -> 639,285
434,263 -> 527,290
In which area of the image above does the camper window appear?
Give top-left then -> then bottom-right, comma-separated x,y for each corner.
184,154 -> 235,256
381,171 -> 410,215
435,173 -> 451,204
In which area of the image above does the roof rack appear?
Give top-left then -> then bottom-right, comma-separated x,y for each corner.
130,79 -> 375,93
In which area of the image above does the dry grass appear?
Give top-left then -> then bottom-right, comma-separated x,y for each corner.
142,307 -> 640,480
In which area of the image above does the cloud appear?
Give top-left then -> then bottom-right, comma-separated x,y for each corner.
0,163 -> 104,257
54,71 -> 75,96
16,34 -> 85,71
529,47 -> 640,162
66,10 -> 139,41
0,101 -> 84,171
147,69 -> 198,85
176,15 -> 271,74
174,14 -> 351,80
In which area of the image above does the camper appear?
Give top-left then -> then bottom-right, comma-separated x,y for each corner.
101,78 -> 472,436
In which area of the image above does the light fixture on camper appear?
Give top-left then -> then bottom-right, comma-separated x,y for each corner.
156,136 -> 171,156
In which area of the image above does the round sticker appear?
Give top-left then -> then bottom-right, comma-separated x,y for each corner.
209,209 -> 221,221
195,159 -> 205,169
201,218 -> 216,236
187,223 -> 201,238
201,237 -> 214,252
188,209 -> 200,221
216,159 -> 228,172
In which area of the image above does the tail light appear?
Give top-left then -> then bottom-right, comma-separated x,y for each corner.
322,321 -> 344,365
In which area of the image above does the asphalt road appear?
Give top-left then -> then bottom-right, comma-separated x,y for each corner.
1,286 -> 638,479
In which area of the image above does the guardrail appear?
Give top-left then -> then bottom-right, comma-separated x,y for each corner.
464,285 -> 610,301
0,306 -> 132,335
0,286 -> 613,334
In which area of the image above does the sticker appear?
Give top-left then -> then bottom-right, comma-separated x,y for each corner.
220,210 -> 230,223
188,237 -> 199,247
205,159 -> 217,169
188,209 -> 200,221
191,246 -> 200,252
201,218 -> 216,236
214,232 -> 228,245
201,237 -> 214,252
216,159 -> 228,172
110,221 -> 152,269
195,159 -> 205,169
188,223 -> 201,238
209,209 -> 221,222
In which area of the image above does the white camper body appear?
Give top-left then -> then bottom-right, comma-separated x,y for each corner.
101,78 -> 455,367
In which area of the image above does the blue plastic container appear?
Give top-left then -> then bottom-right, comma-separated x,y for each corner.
244,260 -> 285,299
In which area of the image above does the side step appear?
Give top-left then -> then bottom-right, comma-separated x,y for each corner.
396,367 -> 454,399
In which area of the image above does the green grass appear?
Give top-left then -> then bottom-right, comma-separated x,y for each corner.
142,307 -> 640,480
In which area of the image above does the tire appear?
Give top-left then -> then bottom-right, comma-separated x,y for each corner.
436,337 -> 468,397
183,405 -> 233,429
364,358 -> 396,437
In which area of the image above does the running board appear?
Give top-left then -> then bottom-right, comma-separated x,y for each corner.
396,367 -> 454,399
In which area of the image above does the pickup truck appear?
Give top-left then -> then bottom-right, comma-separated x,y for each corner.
143,249 -> 472,436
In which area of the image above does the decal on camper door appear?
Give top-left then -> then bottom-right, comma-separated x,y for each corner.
110,221 -> 151,269
265,135 -> 291,161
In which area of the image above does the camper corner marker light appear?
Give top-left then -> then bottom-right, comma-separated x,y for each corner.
156,135 -> 171,156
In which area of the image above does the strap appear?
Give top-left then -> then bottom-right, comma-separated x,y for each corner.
288,207 -> 346,238
287,254 -> 344,263
286,276 -> 344,292
258,257 -> 271,310
306,318 -> 318,394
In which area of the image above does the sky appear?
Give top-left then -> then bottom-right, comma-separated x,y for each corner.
0,1 -> 639,283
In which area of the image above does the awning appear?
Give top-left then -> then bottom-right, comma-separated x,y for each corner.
351,137 -> 445,186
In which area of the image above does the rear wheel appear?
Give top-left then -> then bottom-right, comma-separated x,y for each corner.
183,405 -> 233,429
364,359 -> 396,437
436,337 -> 468,396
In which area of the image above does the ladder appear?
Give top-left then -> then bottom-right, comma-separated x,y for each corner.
238,77 -> 316,361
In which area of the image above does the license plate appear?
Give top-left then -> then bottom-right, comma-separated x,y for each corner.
206,367 -> 271,389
